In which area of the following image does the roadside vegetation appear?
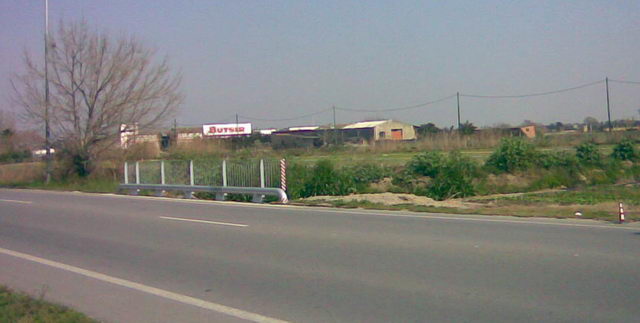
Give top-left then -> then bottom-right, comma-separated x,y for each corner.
0,286 -> 96,323
2,131 -> 640,221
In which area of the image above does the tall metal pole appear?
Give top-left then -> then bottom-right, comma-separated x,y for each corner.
606,77 -> 612,132
456,92 -> 461,130
173,118 -> 177,146
332,106 -> 336,129
332,106 -> 337,145
44,0 -> 52,184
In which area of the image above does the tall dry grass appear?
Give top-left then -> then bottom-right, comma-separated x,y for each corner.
355,130 -> 507,154
415,131 -> 506,151
0,162 -> 45,184
537,131 -> 640,147
166,138 -> 280,160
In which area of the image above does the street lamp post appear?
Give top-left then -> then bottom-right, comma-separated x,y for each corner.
44,0 -> 51,183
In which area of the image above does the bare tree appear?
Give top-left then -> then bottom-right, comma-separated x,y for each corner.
0,110 -> 16,130
11,20 -> 182,175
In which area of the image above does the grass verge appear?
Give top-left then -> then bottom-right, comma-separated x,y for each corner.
1,178 -> 119,193
294,184 -> 638,222
0,285 -> 96,323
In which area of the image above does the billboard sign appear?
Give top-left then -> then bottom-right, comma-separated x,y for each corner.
202,123 -> 252,136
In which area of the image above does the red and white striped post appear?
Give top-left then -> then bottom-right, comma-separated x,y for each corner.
619,202 -> 625,223
280,159 -> 287,192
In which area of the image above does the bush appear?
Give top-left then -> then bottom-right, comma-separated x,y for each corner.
300,159 -> 355,198
343,163 -> 391,185
535,151 -> 578,169
0,150 -> 31,163
285,162 -> 310,200
485,138 -> 538,173
529,168 -> 581,190
406,151 -> 446,177
427,152 -> 480,200
611,139 -> 637,161
575,142 -> 602,165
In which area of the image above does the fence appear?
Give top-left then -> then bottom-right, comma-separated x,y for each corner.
121,158 -> 288,203
124,159 -> 286,190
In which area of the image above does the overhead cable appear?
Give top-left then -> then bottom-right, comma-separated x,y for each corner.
460,80 -> 604,99
609,79 -> 640,85
238,108 -> 332,122
336,94 -> 457,112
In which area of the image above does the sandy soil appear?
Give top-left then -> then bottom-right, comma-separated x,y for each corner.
302,192 -> 479,208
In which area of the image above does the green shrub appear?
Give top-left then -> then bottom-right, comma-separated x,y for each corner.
285,162 -> 310,199
530,168 -> 581,190
300,159 -> 355,197
427,152 -> 480,200
485,138 -> 538,173
535,151 -> 578,169
575,142 -> 602,165
628,164 -> 640,181
343,163 -> 392,186
406,151 -> 446,177
390,167 -> 415,188
611,139 -> 637,161
0,150 -> 31,163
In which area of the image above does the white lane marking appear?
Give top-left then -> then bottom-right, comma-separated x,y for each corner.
0,199 -> 32,204
0,247 -> 287,323
159,216 -> 248,227
12,190 -> 640,231
341,212 -> 640,231
129,195 -> 637,231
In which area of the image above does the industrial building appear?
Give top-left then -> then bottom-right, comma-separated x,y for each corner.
270,120 -> 416,148
341,120 -> 417,143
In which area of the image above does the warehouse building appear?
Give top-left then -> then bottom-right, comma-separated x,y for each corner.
341,120 -> 416,144
270,120 -> 416,148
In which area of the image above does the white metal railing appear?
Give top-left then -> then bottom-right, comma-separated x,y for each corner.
121,159 -> 288,203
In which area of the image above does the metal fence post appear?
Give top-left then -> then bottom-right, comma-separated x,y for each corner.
189,160 -> 194,186
222,160 -> 227,187
260,159 -> 265,188
124,162 -> 129,184
160,160 -> 165,185
216,160 -> 227,201
135,161 -> 140,184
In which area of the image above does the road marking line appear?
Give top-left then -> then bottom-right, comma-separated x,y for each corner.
14,190 -> 640,231
0,199 -> 32,204
0,247 -> 287,323
369,213 -> 640,230
159,216 -> 248,227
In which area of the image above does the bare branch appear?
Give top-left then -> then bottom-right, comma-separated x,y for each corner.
10,20 -> 182,173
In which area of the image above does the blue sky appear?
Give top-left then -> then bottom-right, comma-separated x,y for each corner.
1,0 -> 639,129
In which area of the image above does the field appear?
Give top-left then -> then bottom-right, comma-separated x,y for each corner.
290,145 -> 616,166
1,131 -> 638,222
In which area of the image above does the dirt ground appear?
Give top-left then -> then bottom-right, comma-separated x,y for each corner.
302,192 -> 480,208
300,191 -> 632,221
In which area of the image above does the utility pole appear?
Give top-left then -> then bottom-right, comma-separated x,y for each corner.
332,106 -> 336,129
606,77 -> 612,132
456,92 -> 461,130
332,106 -> 337,145
173,119 -> 177,146
44,0 -> 51,184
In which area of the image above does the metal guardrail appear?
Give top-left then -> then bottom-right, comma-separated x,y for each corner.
120,159 -> 289,203
118,183 -> 288,203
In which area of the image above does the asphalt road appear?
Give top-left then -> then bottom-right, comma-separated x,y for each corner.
1,189 -> 639,322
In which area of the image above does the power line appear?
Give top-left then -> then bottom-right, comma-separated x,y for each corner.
609,79 -> 640,85
336,94 -> 457,112
460,80 -> 604,99
238,108 -> 332,122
